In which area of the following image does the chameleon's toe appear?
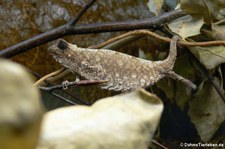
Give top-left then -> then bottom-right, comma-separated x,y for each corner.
186,84 -> 197,96
62,80 -> 70,90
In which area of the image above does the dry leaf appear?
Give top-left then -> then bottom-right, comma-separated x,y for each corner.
167,15 -> 204,39
147,0 -> 164,16
190,46 -> 225,70
188,77 -> 225,142
180,0 -> 211,24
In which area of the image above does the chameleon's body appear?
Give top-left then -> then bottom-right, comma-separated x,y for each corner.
48,36 -> 196,92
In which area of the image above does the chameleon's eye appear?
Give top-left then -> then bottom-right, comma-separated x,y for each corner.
57,40 -> 68,51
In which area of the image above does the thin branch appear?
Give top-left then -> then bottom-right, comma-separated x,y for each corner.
67,10 -> 185,34
39,80 -> 107,91
185,48 -> 225,103
46,69 -> 71,83
0,9 -> 186,58
45,90 -> 77,105
91,30 -> 225,48
151,139 -> 168,149
69,0 -> 97,26
33,68 -> 66,86
89,31 -> 147,49
30,70 -> 89,105
0,0 -> 97,58
153,138 -> 180,148
101,35 -> 144,50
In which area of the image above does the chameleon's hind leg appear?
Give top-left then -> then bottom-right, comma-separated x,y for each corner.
165,71 -> 197,95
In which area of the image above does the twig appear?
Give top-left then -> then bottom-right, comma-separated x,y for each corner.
89,31 -> 146,49
152,138 -> 180,148
39,80 -> 107,91
92,30 -> 225,48
30,69 -> 89,105
185,48 -> 225,103
69,0 -> 97,26
33,68 -> 66,86
45,69 -> 71,83
151,139 -> 168,149
92,35 -> 145,50
45,91 -> 77,105
0,9 -> 186,58
67,10 -> 185,34
0,0 -> 97,58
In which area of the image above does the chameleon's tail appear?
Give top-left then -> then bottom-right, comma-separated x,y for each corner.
159,35 -> 180,71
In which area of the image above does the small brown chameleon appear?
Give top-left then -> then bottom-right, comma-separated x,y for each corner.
48,36 -> 197,92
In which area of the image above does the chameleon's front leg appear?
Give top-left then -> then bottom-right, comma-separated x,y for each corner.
165,71 -> 197,95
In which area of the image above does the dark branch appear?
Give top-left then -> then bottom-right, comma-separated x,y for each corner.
151,139 -> 168,149
67,10 -> 185,34
0,0 -> 96,58
46,91 -> 77,105
69,0 -> 97,26
0,9 -> 186,58
185,48 -> 225,103
28,69 -> 89,105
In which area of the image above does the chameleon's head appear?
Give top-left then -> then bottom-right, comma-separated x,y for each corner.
48,39 -> 77,62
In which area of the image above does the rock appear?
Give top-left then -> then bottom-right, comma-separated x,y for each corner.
0,59 -> 43,149
37,89 -> 163,149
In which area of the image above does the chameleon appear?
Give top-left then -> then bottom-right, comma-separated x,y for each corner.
48,36 -> 197,92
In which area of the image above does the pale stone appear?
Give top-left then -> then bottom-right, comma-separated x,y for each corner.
37,89 -> 163,149
0,59 -> 43,149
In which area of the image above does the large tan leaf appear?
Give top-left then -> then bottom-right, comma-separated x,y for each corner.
188,77 -> 225,142
180,0 -> 211,24
37,89 -> 163,149
205,0 -> 225,21
211,24 -> 225,40
190,46 -> 225,69
181,0 -> 225,23
147,0 -> 164,16
167,15 -> 204,39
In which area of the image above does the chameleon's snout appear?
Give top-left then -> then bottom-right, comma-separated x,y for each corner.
57,39 -> 68,51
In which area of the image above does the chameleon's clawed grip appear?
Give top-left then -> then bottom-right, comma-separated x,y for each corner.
186,85 -> 198,96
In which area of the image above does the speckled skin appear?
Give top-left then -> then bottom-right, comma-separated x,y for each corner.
48,36 -> 196,92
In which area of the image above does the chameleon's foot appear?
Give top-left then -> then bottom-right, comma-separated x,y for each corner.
166,71 -> 197,95
62,80 -> 70,90
186,83 -> 197,96
75,76 -> 80,82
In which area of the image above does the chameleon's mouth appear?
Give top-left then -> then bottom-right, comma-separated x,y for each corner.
48,45 -> 56,54
48,46 -> 62,59
48,42 -> 68,63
